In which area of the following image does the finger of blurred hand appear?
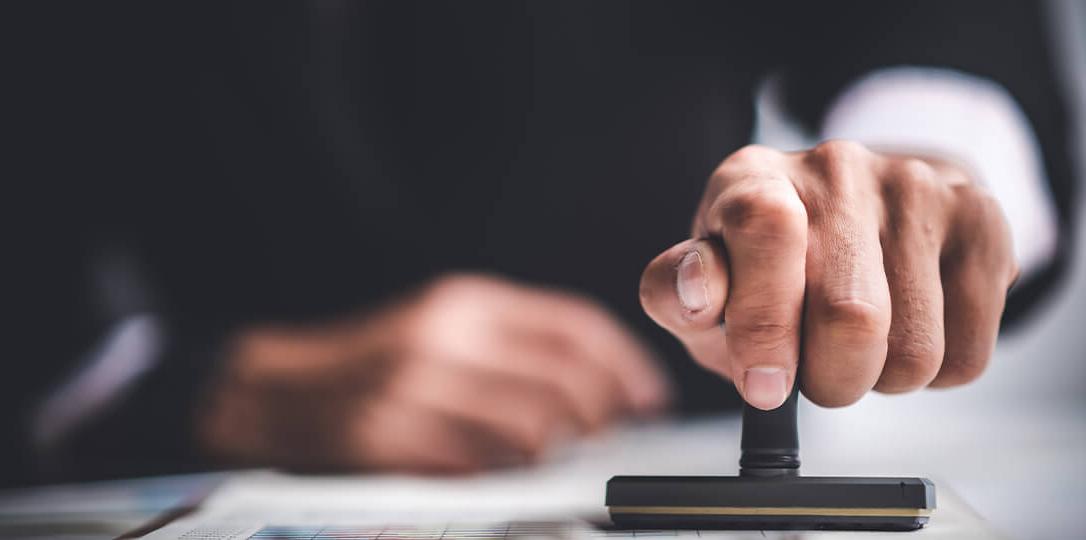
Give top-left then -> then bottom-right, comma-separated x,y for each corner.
503,287 -> 671,416
415,274 -> 669,416
701,162 -> 807,410
639,238 -> 730,376
351,399 -> 520,473
448,335 -> 625,433
384,359 -> 576,464
795,143 -> 891,407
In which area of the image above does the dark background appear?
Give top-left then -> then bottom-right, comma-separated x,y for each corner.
4,0 -> 1079,489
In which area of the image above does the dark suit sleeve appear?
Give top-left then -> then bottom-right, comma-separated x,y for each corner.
774,0 -> 1077,328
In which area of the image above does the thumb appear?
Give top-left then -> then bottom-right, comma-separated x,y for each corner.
639,238 -> 734,378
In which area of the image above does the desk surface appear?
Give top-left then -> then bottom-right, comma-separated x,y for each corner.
5,315 -> 1086,540
7,393 -> 1082,539
141,437 -> 1000,539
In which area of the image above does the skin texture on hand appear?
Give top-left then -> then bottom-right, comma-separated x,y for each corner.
640,141 -> 1018,411
197,274 -> 668,473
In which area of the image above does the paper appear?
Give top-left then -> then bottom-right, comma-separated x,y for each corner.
141,416 -> 1002,539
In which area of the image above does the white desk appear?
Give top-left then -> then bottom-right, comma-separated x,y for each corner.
140,390 -> 1086,540
3,389 -> 1083,539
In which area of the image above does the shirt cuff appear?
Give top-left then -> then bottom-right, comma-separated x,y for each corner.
820,67 -> 1059,277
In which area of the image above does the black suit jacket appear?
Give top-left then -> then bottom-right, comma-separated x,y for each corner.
6,1 -> 1076,486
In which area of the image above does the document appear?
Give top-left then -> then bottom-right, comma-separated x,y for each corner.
142,416 -> 1002,539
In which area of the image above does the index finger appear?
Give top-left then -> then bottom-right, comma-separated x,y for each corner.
701,169 -> 807,411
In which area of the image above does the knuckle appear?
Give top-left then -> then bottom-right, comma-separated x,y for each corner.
951,185 -> 1015,270
807,140 -> 869,168
937,355 -> 990,386
802,383 -> 865,408
890,342 -> 943,377
416,274 -> 497,325
730,310 -> 795,349
716,184 -> 807,242
883,158 -> 939,201
818,298 -> 889,346
953,184 -> 1003,223
801,351 -> 876,408
976,194 -> 1010,243
725,144 -> 777,166
880,160 -> 945,234
890,156 -> 937,181
428,273 -> 485,298
882,343 -> 943,391
803,141 -> 878,197
955,360 -> 989,384
805,141 -> 870,190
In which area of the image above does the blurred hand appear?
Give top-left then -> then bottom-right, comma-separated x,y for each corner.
640,141 -> 1017,410
198,274 -> 667,473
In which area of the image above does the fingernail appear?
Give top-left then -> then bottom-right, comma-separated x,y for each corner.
676,250 -> 710,313
742,367 -> 789,410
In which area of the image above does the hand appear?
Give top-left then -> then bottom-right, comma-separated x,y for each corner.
639,141 -> 1017,410
197,274 -> 667,473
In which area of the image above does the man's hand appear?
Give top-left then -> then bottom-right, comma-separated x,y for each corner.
640,141 -> 1017,410
198,274 -> 667,473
